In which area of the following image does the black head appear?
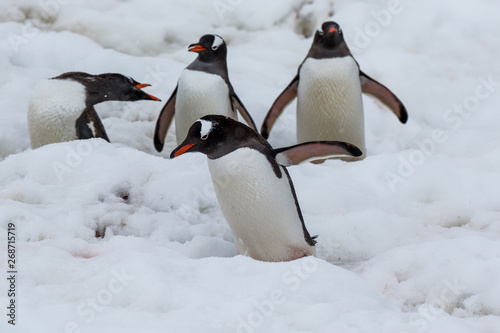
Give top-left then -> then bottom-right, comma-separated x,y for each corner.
53,72 -> 161,106
308,21 -> 351,59
170,115 -> 270,160
188,34 -> 227,63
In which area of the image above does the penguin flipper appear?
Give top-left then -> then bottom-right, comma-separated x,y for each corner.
154,86 -> 177,152
76,107 -> 110,142
261,75 -> 299,139
360,71 -> 408,123
274,141 -> 362,166
230,92 -> 257,131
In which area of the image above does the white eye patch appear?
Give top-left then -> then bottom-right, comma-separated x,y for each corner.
199,119 -> 214,139
212,34 -> 224,50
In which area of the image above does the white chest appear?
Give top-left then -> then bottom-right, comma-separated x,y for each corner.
207,148 -> 315,262
297,57 -> 365,154
27,79 -> 87,148
175,70 -> 234,143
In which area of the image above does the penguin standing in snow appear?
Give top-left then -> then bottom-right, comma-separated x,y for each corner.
170,115 -> 362,262
261,21 -> 408,161
154,34 -> 257,151
28,72 -> 160,149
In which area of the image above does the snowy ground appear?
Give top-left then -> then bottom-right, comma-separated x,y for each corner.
1,0 -> 500,332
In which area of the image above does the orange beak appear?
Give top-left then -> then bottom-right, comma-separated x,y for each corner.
188,44 -> 207,52
328,27 -> 337,33
135,83 -> 161,101
172,143 -> 197,158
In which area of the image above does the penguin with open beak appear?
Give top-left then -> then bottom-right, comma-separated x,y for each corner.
28,71 -> 160,149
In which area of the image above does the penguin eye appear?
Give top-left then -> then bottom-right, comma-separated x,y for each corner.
318,30 -> 324,36
201,134 -> 209,140
212,45 -> 218,51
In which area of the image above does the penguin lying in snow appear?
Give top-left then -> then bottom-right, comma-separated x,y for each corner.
261,21 -> 408,161
28,72 -> 160,149
170,115 -> 362,262
154,34 -> 257,151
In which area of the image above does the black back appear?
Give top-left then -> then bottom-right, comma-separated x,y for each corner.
52,72 -> 157,107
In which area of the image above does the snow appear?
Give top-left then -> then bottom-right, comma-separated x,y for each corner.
1,0 -> 500,332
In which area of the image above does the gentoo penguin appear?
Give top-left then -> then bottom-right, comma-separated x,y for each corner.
261,21 -> 408,161
170,115 -> 362,262
153,34 -> 257,151
28,72 -> 160,149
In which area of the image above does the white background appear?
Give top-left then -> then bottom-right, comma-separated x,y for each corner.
1,0 -> 499,332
